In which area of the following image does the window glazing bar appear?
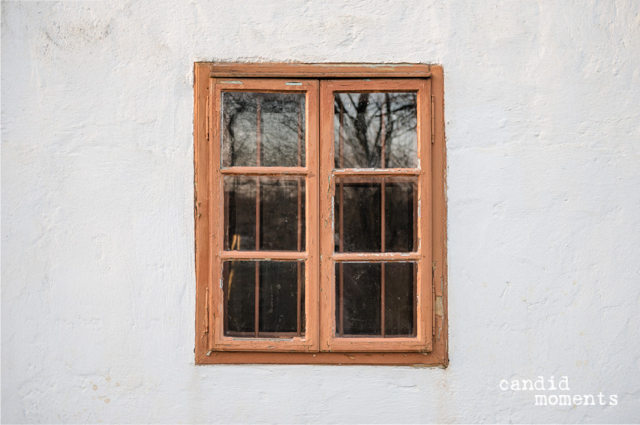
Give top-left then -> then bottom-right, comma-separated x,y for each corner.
255,98 -> 261,337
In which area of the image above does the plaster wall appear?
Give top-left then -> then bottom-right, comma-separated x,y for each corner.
2,1 -> 640,423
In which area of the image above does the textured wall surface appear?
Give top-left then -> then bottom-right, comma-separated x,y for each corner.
2,1 -> 640,423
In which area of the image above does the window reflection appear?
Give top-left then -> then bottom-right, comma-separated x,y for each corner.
334,92 -> 417,169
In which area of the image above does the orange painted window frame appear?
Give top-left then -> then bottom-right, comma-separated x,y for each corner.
194,63 -> 447,366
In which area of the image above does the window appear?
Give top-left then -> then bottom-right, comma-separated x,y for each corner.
194,63 -> 447,365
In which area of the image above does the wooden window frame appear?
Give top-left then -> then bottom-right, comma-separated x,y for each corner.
194,63 -> 447,366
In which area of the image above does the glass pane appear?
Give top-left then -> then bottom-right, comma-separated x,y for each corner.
335,262 -> 416,337
385,181 -> 417,252
223,261 -> 305,337
336,262 -> 381,336
334,92 -> 417,169
335,178 -> 380,252
334,177 -> 416,253
259,261 -> 304,335
224,176 -> 305,251
222,92 -> 305,167
224,176 -> 256,250
223,261 -> 256,334
384,262 -> 415,336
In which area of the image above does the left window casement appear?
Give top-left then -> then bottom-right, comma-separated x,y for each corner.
206,79 -> 320,352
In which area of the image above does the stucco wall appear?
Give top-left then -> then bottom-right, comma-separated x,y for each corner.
2,1 -> 639,423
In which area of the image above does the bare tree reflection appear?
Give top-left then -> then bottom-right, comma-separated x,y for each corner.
222,93 -> 305,167
334,92 -> 417,169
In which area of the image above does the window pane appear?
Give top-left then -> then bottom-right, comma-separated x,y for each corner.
224,176 -> 305,251
336,262 -> 381,336
259,261 -> 304,335
384,262 -> 415,336
385,181 -> 417,252
334,92 -> 417,169
334,177 -> 416,253
222,92 -> 305,167
335,179 -> 380,252
223,261 -> 256,334
224,176 -> 256,250
223,261 -> 305,337
335,262 -> 416,337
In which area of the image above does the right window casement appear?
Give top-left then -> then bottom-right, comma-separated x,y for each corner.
195,64 -> 446,365
319,79 -> 432,352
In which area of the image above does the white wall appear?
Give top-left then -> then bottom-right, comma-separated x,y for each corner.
2,1 -> 639,423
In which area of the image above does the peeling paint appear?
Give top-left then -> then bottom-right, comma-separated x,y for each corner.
435,296 -> 444,317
